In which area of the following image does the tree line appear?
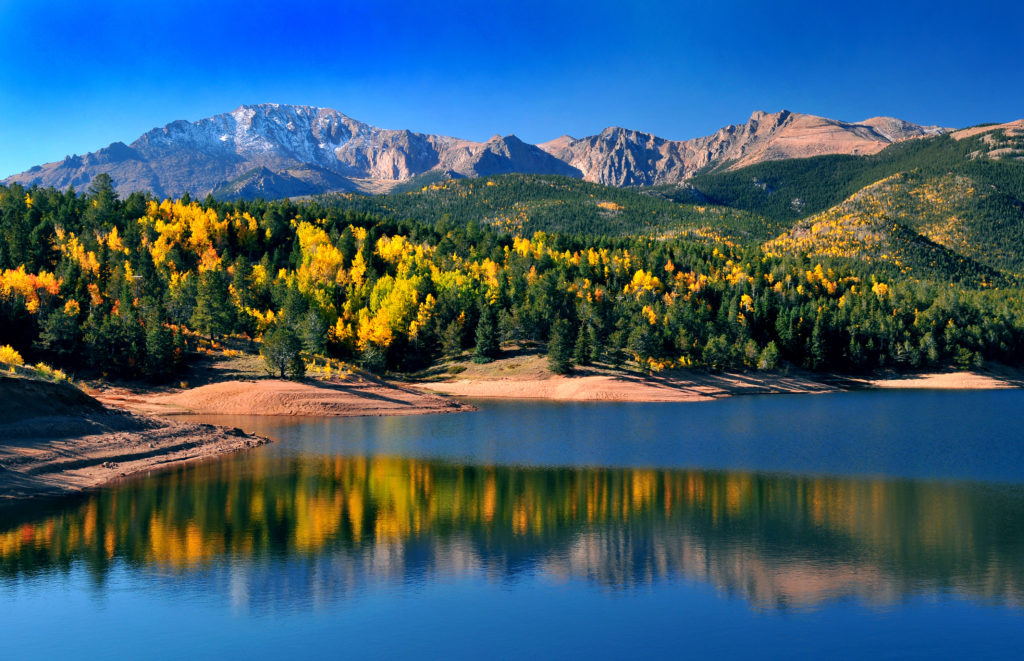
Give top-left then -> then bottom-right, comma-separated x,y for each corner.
1,175 -> 1023,382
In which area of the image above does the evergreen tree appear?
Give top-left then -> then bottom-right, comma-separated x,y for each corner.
441,321 -> 463,359
573,322 -> 593,366
37,304 -> 82,363
231,255 -> 253,309
809,310 -> 826,370
473,303 -> 500,363
171,327 -> 188,372
338,226 -> 357,267
191,268 -> 236,340
547,318 -> 573,374
143,308 -> 174,381
167,273 -> 198,326
627,322 -> 658,364
301,309 -> 328,355
260,324 -> 304,379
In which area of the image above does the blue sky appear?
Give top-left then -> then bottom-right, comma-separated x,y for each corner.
1,0 -> 1022,178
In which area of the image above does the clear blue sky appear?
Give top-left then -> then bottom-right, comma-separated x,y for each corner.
1,0 -> 1022,178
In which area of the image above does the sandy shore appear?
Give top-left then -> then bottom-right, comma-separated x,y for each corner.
0,376 -> 270,502
1,374 -> 468,503
4,359 -> 1018,503
420,354 -> 1023,402
425,372 -> 842,402
97,377 -> 471,417
863,371 -> 1023,390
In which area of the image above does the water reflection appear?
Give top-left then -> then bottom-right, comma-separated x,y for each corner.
3,455 -> 1023,612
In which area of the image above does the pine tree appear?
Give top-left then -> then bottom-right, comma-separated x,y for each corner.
191,268 -> 236,340
301,309 -> 328,355
573,322 -> 593,366
260,324 -> 304,379
473,303 -> 500,363
627,322 -> 658,363
809,310 -> 826,370
144,308 -> 174,381
441,321 -> 463,359
38,303 -> 81,363
547,318 -> 573,374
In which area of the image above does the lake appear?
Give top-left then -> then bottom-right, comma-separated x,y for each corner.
2,390 -> 1024,658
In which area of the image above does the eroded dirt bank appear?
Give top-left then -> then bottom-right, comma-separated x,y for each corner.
0,376 -> 269,502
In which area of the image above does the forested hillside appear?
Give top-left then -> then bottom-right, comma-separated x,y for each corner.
307,129 -> 1024,285
687,129 -> 1024,226
315,174 -> 783,243
2,174 -> 1023,384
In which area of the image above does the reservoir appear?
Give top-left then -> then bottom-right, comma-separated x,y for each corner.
3,390 -> 1024,658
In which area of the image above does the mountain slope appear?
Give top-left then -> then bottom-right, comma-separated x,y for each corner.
317,173 -> 778,241
538,110 -> 947,186
686,127 -> 1024,225
4,105 -> 946,199
763,173 -> 1009,284
4,105 -> 580,199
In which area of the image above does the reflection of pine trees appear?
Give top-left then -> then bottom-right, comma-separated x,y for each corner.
3,457 -> 1024,610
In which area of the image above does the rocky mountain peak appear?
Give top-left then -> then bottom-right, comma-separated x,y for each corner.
3,105 -> 953,199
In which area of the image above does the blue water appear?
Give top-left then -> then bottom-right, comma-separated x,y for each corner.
213,389 -> 1024,482
2,390 -> 1024,659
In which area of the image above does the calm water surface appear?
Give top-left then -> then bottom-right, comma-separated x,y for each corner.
2,390 -> 1024,658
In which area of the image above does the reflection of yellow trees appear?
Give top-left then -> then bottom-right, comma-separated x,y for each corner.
2,458 -> 1022,590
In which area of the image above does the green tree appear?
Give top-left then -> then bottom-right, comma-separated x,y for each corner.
627,322 -> 658,364
260,324 -> 305,379
37,304 -> 82,363
191,268 -> 236,340
702,335 -> 732,371
547,318 -> 574,374
301,310 -> 328,355
473,303 -> 500,363
441,321 -> 463,359
143,308 -> 175,381
573,322 -> 594,366
757,341 -> 779,371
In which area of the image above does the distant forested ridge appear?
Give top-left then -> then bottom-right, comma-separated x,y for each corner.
1,173 -> 1023,382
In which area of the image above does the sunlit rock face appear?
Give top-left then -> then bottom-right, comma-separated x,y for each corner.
538,111 -> 947,187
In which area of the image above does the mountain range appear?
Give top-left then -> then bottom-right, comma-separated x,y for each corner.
3,104 -> 950,200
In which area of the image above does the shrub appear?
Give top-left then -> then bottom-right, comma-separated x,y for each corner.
0,345 -> 24,367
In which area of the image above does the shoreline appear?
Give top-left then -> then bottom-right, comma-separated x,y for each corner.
94,377 -> 472,417
1,375 -> 468,505
416,355 -> 1024,403
0,410 -> 270,503
3,363 -> 1020,504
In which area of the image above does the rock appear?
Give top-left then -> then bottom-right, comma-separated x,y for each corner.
2,104 -> 950,199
